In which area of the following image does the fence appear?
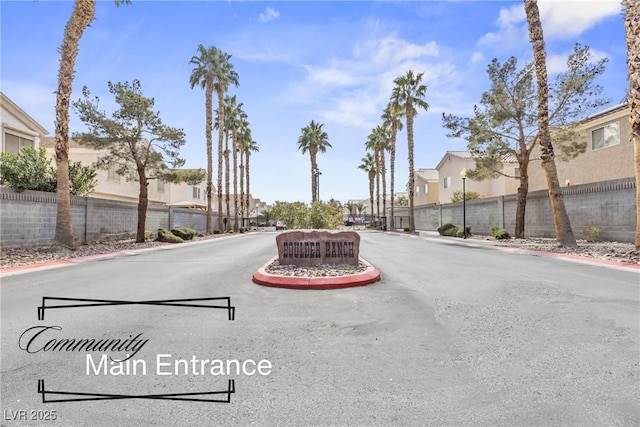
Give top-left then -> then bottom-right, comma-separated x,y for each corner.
0,188 -> 225,248
392,177 -> 636,243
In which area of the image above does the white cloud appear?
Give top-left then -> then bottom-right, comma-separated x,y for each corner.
538,0 -> 622,38
479,0 -> 622,50
546,47 -> 609,74
470,51 -> 485,65
259,7 -> 280,23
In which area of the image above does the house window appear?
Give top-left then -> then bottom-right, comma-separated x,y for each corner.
157,179 -> 165,193
444,177 -> 450,188
4,131 -> 34,154
591,121 -> 620,150
514,168 -> 521,178
107,165 -> 121,182
424,184 -> 428,194
192,186 -> 201,199
415,186 -> 419,195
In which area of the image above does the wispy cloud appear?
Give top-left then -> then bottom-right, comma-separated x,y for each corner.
259,7 -> 280,23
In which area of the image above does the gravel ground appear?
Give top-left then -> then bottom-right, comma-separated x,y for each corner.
0,232 -> 638,269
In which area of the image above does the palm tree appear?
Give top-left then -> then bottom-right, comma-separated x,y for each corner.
244,135 -> 259,222
345,201 -> 356,225
54,0 -> 129,249
391,70 -> 429,233
524,0 -> 576,247
366,125 -> 390,227
382,102 -> 404,231
297,120 -> 331,202
624,0 -> 640,250
358,152 -> 376,227
355,202 -> 366,226
190,46 -> 238,232
231,102 -> 248,232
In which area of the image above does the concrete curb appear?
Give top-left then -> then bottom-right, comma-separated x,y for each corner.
408,231 -> 640,272
0,233 -> 243,277
252,256 -> 381,290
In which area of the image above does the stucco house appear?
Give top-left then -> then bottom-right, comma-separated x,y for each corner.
1,92 -> 48,153
527,103 -> 633,191
40,137 -> 210,207
414,168 -> 440,206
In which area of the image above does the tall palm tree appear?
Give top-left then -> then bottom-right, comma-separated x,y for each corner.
230,102 -> 248,231
625,0 -> 640,250
54,0 -> 129,249
367,125 -> 391,227
238,127 -> 249,225
524,0 -> 576,247
355,201 -> 366,226
190,46 -> 238,232
358,152 -> 376,227
297,120 -> 332,202
391,70 -> 429,233
215,96 -> 235,231
244,134 -> 259,222
382,102 -> 404,231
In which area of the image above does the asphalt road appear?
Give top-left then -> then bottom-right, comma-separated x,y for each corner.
1,231 -> 638,426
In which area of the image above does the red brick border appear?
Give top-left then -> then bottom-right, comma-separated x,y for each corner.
252,256 -> 381,290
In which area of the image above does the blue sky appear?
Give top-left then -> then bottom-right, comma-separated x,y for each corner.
1,0 -> 627,205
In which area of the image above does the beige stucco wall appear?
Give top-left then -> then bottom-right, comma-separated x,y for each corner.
1,94 -> 48,152
527,107 -> 633,192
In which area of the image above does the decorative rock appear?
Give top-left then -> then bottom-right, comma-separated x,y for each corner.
276,230 -> 360,266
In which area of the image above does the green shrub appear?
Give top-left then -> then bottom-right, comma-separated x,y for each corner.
583,226 -> 601,241
454,226 -> 471,238
171,227 -> 196,240
442,226 -> 458,237
438,223 -> 457,236
490,226 -> 510,240
403,226 -> 410,232
213,229 -> 222,235
144,230 -> 153,240
156,228 -> 184,243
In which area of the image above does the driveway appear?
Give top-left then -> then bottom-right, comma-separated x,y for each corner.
1,231 -> 638,426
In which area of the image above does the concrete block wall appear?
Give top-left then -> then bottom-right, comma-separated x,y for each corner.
0,188 -> 214,248
393,177 -> 636,242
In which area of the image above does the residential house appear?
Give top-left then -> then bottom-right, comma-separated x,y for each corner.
527,103 -> 634,191
414,168 -> 439,206
435,151 -> 519,204
40,137 -> 210,206
1,92 -> 48,153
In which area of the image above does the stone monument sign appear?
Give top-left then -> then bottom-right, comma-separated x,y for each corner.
276,230 -> 360,266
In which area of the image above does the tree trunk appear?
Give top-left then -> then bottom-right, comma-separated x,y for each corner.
514,158 -> 529,238
136,172 -> 148,243
232,130 -> 239,232
525,0 -> 576,247
375,149 -> 380,225
205,80 -> 213,234
224,131 -> 230,231
381,148 -> 387,229
407,102 -> 416,232
390,126 -> 396,230
217,89 -> 224,232
310,147 -> 318,203
54,0 -> 96,249
368,170 -> 375,227
625,0 -> 640,250
239,151 -> 245,228
246,151 -> 251,223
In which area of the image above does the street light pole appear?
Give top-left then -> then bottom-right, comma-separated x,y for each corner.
460,168 -> 468,239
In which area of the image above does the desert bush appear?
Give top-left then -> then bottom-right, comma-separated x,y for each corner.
583,226 -> 601,241
438,223 -> 457,236
171,227 -> 196,240
403,227 -> 410,232
490,226 -> 510,240
156,228 -> 183,243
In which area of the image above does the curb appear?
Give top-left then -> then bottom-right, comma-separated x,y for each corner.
410,232 -> 640,272
0,233 -> 242,277
252,256 -> 381,290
